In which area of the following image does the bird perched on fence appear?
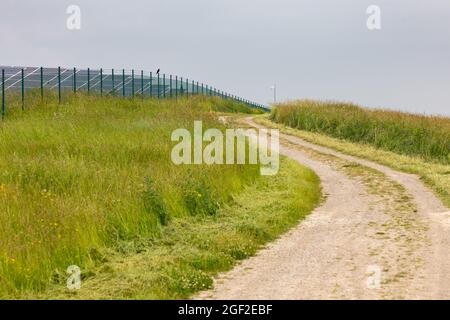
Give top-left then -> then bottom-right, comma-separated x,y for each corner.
156,69 -> 160,75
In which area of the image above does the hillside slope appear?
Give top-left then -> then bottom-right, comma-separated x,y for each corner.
0,95 -> 320,298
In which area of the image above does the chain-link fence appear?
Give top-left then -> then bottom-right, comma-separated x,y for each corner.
1,66 -> 268,119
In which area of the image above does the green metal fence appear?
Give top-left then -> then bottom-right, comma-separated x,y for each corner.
0,66 -> 268,119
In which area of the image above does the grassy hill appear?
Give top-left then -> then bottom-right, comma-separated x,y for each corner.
265,100 -> 450,207
0,94 -> 321,298
270,100 -> 450,164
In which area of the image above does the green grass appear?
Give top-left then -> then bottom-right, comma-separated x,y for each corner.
270,100 -> 450,164
0,93 -> 321,299
37,157 -> 320,299
0,93 -> 262,296
257,110 -> 450,208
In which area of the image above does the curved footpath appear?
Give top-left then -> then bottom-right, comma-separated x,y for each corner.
195,117 -> 450,300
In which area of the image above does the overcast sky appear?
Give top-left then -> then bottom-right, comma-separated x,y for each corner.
1,0 -> 449,115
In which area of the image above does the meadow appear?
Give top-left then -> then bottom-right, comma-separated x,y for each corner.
263,100 -> 450,207
270,100 -> 450,164
0,93 -> 320,298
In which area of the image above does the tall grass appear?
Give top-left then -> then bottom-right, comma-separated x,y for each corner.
40,157 -> 321,299
0,93 -> 261,295
270,100 -> 450,164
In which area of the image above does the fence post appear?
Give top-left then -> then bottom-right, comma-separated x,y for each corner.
100,68 -> 103,96
112,69 -> 115,96
163,75 -> 166,98
122,69 -> 125,97
157,73 -> 160,99
58,67 -> 61,104
87,68 -> 90,95
186,78 -> 189,97
180,77 -> 183,96
40,67 -> 44,101
73,67 -> 77,94
170,75 -> 172,98
175,76 -> 178,100
132,69 -> 135,97
1,69 -> 5,119
149,72 -> 153,97
141,70 -> 144,99
21,68 -> 25,110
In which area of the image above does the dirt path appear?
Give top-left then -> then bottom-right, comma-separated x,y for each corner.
195,117 -> 450,300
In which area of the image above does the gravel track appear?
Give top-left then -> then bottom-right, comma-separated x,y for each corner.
195,117 -> 450,300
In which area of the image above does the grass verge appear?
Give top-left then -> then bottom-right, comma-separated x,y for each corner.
270,100 -> 450,164
255,115 -> 450,208
0,93 -> 263,297
32,157 -> 320,299
0,93 -> 321,299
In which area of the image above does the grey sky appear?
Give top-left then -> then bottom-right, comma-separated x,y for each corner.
1,0 -> 449,115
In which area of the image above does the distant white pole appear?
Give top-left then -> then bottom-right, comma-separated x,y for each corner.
270,84 -> 277,104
